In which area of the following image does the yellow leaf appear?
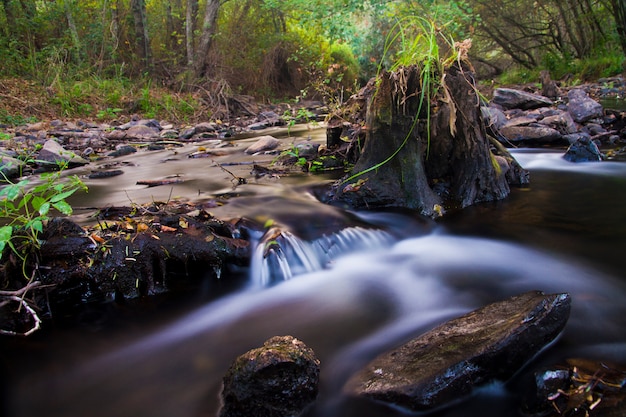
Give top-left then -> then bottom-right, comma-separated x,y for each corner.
179,218 -> 189,229
136,223 -> 149,232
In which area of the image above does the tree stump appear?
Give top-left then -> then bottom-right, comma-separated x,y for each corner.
327,62 -> 526,217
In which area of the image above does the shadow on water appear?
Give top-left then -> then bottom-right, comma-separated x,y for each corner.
2,135 -> 626,417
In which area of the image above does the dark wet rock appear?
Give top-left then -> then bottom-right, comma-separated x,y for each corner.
248,111 -> 284,130
37,139 -> 89,168
502,115 -> 538,128
583,123 -> 607,136
522,358 -> 626,417
344,291 -> 571,412
40,218 -> 95,257
0,153 -> 26,179
118,118 -> 161,130
28,213 -> 250,305
147,143 -> 166,151
563,132 -> 591,145
295,142 -> 319,157
194,121 -> 217,133
87,169 -> 124,179
567,88 -> 604,123
563,137 -> 603,162
247,121 -> 272,130
159,129 -> 179,139
136,177 -> 184,187
523,367 -> 571,416
219,335 -> 320,417
245,135 -> 280,154
492,88 -> 554,110
499,125 -> 563,145
540,111 -> 578,134
179,127 -> 196,139
108,145 -> 137,157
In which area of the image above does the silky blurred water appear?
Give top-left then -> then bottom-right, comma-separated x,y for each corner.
2,141 -> 626,417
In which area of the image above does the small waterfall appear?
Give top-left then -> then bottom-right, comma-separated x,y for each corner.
250,226 -> 394,287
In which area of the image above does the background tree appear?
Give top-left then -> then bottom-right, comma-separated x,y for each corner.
130,0 -> 152,72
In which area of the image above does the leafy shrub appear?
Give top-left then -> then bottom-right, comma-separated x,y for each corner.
328,42 -> 360,88
0,161 -> 87,280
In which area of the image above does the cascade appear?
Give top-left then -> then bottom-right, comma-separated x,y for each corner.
250,226 -> 395,287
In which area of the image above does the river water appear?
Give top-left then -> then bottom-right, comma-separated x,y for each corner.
2,129 -> 626,417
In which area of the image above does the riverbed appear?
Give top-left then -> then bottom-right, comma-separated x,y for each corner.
2,127 -> 626,417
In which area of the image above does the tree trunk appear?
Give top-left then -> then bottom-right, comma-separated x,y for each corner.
62,0 -> 82,63
186,0 -> 198,69
130,0 -> 152,72
328,63 -> 524,217
194,0 -> 220,78
425,64 -> 512,209
611,0 -> 626,57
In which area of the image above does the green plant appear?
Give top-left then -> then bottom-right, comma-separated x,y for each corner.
0,110 -> 37,127
97,107 -> 123,120
0,161 -> 87,280
343,16 -> 458,184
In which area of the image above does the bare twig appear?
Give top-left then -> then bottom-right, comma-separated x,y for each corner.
212,159 -> 247,187
0,281 -> 44,337
0,295 -> 42,336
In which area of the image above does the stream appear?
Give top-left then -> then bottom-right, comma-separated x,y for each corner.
2,127 -> 626,417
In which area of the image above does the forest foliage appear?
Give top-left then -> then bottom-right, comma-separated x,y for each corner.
0,0 -> 624,122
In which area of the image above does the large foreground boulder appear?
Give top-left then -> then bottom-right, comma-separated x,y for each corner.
344,291 -> 571,412
219,335 -> 320,417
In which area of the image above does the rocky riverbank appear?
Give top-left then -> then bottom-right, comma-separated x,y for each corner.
1,77 -> 626,416
2,77 -> 626,332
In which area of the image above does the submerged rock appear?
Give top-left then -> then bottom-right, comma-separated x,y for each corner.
245,135 -> 280,154
219,335 -> 320,417
563,137 -> 603,162
344,291 -> 571,412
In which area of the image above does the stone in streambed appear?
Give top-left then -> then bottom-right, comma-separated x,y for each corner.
37,139 -> 89,168
219,335 -> 320,417
563,137 -> 603,162
492,88 -> 554,110
0,153 -> 26,179
245,135 -> 280,154
344,291 -> 571,412
499,125 -> 562,145
567,88 -> 604,123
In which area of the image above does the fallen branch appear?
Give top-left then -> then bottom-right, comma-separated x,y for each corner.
0,281 -> 44,337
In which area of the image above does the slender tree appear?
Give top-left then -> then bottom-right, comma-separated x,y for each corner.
194,0 -> 222,78
130,0 -> 152,72
611,0 -> 626,56
186,0 -> 199,69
